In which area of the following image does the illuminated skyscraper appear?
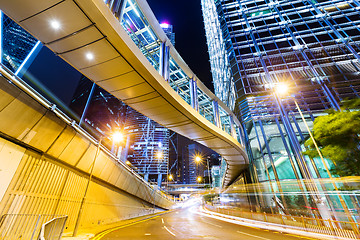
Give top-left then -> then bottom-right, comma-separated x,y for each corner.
202,0 -> 360,192
1,13 -> 38,73
160,22 -> 175,46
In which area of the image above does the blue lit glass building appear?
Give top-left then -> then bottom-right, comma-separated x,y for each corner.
1,13 -> 38,73
202,0 -> 360,209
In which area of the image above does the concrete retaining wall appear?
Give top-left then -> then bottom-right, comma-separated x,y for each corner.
0,75 -> 173,233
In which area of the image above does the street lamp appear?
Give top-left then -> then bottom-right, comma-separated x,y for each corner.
197,176 -> 202,183
73,132 -> 122,236
274,83 -> 359,231
194,155 -> 211,185
112,131 -> 124,143
156,151 -> 163,159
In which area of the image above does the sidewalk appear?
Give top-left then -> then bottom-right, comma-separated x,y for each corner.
61,211 -> 169,240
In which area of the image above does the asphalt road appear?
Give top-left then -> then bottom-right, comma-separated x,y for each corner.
96,205 -> 315,240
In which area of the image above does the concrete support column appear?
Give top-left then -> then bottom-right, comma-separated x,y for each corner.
0,139 -> 25,203
212,100 -> 221,128
189,78 -> 198,111
159,42 -> 170,81
121,135 -> 131,163
157,174 -> 162,188
107,0 -> 127,20
229,115 -> 237,138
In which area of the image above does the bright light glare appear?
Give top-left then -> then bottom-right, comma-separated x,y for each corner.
275,82 -> 288,96
50,20 -> 61,30
168,174 -> 173,181
86,52 -> 94,60
156,151 -> 163,159
112,132 -> 124,143
160,23 -> 169,28
195,156 -> 201,163
197,176 -> 202,183
126,160 -> 131,165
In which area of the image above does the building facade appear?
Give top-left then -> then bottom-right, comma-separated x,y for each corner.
202,0 -> 360,210
1,13 -> 38,73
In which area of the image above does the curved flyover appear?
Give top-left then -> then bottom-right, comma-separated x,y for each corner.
0,0 -> 248,186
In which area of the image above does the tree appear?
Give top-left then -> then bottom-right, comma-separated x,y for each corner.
303,99 -> 360,177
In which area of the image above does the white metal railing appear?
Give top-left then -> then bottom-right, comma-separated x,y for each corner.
0,214 -> 66,240
38,216 -> 68,240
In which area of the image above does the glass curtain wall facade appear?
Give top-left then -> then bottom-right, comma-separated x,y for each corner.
1,13 -> 38,73
202,0 -> 360,212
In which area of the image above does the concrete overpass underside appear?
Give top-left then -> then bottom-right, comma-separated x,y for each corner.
0,71 -> 173,234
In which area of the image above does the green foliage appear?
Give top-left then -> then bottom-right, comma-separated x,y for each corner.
283,194 -> 316,210
203,193 -> 219,202
303,99 -> 360,176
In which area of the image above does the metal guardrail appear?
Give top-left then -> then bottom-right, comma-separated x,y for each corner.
0,214 -> 67,240
38,216 -> 68,240
205,205 -> 360,239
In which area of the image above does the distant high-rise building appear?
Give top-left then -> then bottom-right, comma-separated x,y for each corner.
1,14 -> 38,73
160,22 -> 175,46
125,108 -> 169,185
202,0 -> 360,194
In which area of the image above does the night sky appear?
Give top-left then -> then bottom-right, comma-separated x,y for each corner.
147,0 -> 213,91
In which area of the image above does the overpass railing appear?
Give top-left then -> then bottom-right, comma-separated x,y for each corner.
103,0 -> 245,147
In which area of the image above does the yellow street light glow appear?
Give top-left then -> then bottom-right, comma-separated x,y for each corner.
126,160 -> 131,165
112,132 -> 124,143
275,82 -> 289,96
168,174 -> 173,181
197,176 -> 202,183
156,151 -> 163,159
50,20 -> 61,30
195,156 -> 201,163
86,52 -> 94,60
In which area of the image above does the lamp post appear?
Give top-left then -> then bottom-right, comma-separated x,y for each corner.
274,83 -> 359,232
73,131 -> 124,236
195,155 -> 211,185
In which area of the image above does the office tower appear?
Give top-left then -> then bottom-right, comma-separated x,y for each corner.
1,13 -> 38,72
202,0 -> 360,188
160,22 -> 175,46
125,108 -> 169,185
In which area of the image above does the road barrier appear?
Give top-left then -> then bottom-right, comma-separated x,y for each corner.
38,216 -> 68,240
0,214 -> 67,240
205,205 -> 360,239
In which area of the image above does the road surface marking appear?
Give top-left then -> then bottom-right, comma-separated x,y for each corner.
236,231 -> 271,240
164,226 -> 176,236
93,216 -> 161,239
162,218 -> 164,224
201,219 -> 223,228
145,233 -> 151,236
285,233 -> 316,239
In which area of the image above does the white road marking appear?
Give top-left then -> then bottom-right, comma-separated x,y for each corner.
162,218 -> 164,224
145,233 -> 151,236
201,220 -> 223,228
236,231 -> 271,240
164,226 -> 176,236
